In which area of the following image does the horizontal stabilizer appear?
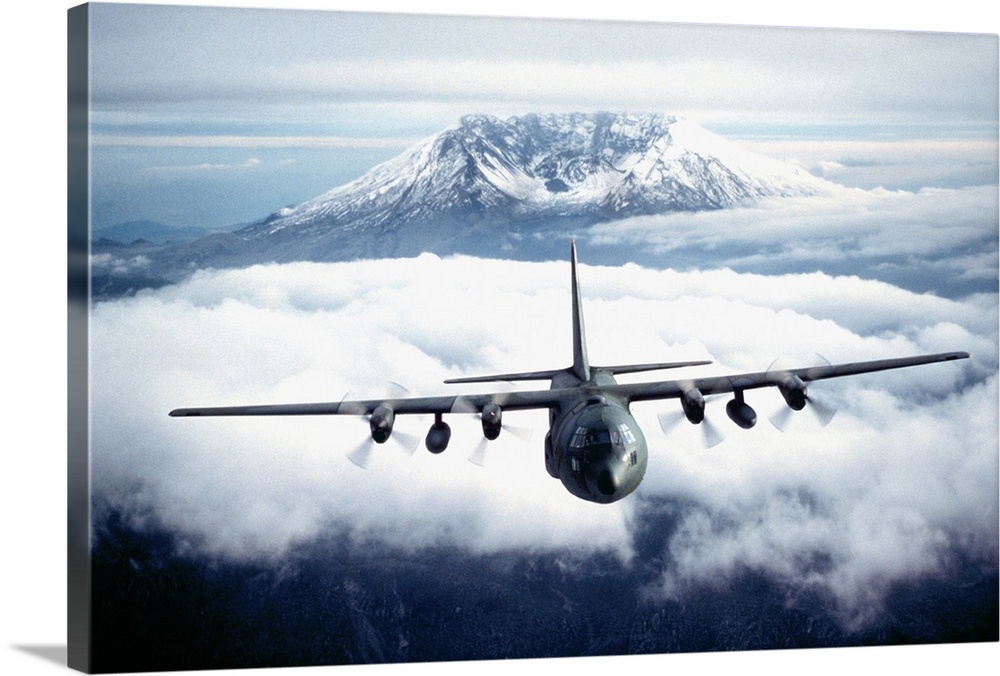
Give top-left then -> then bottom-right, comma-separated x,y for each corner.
595,360 -> 713,375
444,369 -> 567,384
443,360 -> 712,385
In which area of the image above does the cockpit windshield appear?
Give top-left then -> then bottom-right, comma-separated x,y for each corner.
569,422 -> 637,449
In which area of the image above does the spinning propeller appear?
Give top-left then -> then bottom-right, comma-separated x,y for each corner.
765,356 -> 838,431
656,378 -> 726,448
451,390 -> 534,466
342,382 -> 422,469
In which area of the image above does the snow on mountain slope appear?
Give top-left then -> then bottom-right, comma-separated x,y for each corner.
247,112 -> 835,241
100,112 -> 842,297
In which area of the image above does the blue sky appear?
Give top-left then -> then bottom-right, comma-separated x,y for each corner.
86,3 -> 999,230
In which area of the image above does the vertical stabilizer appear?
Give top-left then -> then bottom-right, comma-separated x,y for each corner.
570,241 -> 591,382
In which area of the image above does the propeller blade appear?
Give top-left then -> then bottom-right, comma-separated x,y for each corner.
658,408 -> 725,448
392,428 -> 423,455
658,409 -> 686,434
768,405 -> 794,432
450,387 -> 534,463
700,417 -> 725,448
385,381 -> 410,398
346,438 -> 375,469
504,422 -> 534,443
449,395 -> 479,415
804,354 -> 837,426
338,392 -> 368,416
807,394 -> 837,427
468,438 -> 489,466
340,381 -> 425,462
767,355 -> 838,431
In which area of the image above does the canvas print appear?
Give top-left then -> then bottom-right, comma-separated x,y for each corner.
68,3 -> 999,673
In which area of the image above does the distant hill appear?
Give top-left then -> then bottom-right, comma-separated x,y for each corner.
94,220 -> 211,245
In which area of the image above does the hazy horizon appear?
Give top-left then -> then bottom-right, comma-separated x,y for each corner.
87,4 -> 998,230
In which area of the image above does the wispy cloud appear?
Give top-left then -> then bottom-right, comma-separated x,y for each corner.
144,157 -> 264,173
93,134 -> 422,150
734,138 -> 999,190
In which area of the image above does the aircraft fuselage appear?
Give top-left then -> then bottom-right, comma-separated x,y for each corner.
545,371 -> 648,503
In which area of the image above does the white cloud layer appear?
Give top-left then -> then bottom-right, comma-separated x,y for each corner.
89,6 -> 999,133
735,139 -> 999,191
90,252 -> 997,626
587,184 -> 999,289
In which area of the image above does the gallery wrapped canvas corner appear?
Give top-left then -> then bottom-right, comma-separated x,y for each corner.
68,3 -> 999,673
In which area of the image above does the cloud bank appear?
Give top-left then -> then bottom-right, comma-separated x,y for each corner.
90,250 -> 997,627
89,5 -> 999,134
586,184 -> 998,296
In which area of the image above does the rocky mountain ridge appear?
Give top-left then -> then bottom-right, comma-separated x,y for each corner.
249,112 -> 831,240
92,112 -> 837,296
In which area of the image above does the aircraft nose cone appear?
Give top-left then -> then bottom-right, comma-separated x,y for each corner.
597,467 -> 619,496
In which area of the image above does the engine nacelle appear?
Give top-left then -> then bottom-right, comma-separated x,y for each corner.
726,398 -> 757,429
481,402 -> 503,440
778,375 -> 808,411
369,404 -> 395,444
681,389 -> 706,424
425,416 -> 451,454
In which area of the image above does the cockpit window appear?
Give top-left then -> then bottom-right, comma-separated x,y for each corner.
570,422 -> 636,450
584,430 -> 609,446
617,423 -> 636,445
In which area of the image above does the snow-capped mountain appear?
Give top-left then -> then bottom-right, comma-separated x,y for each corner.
94,112 -> 838,297
246,112 -> 831,245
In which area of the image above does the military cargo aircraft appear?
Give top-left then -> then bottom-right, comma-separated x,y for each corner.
170,243 -> 969,504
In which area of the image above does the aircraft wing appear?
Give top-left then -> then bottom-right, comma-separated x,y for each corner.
611,351 -> 971,403
170,352 -> 969,419
168,388 -> 564,418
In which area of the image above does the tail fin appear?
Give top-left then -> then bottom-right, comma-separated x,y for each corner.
570,240 -> 591,382
444,243 -> 714,387
445,242 -> 599,385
